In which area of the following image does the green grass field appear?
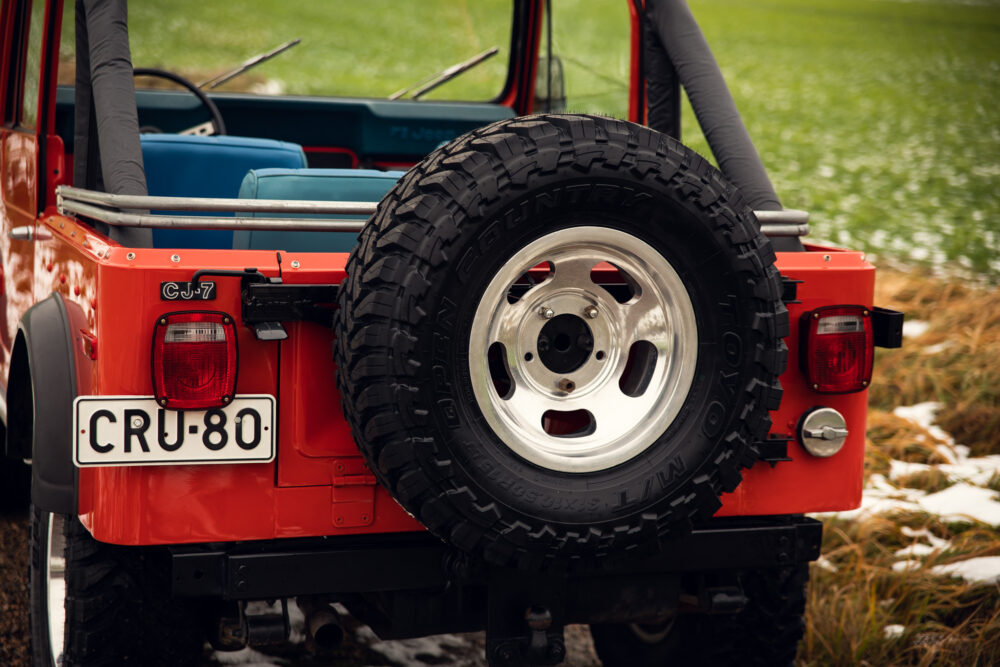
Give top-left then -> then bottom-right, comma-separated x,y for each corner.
122,0 -> 1000,279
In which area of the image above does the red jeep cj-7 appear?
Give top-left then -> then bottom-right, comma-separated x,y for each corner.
0,0 -> 903,665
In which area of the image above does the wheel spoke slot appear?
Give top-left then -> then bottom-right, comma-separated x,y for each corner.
591,262 -> 638,303
488,342 -> 514,399
541,409 -> 595,438
619,340 -> 658,397
506,261 -> 553,303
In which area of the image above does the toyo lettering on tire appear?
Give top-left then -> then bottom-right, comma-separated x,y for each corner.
334,114 -> 787,570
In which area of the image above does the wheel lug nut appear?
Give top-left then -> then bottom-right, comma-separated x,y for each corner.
557,378 -> 576,393
539,306 -> 555,319
584,305 -> 599,319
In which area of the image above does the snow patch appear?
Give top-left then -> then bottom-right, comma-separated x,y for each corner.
919,483 -> 1000,526
893,402 -> 955,447
922,341 -> 956,355
211,647 -> 288,666
884,624 -> 905,639
814,555 -> 839,572
902,320 -> 930,338
900,526 -> 950,549
931,557 -> 1000,585
365,633 -> 483,667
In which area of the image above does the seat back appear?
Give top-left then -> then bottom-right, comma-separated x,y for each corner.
141,134 -> 308,249
234,168 -> 404,253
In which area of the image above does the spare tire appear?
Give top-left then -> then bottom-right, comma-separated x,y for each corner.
335,114 -> 787,570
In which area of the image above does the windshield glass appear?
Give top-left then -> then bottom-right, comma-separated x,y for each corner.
61,0 -> 514,101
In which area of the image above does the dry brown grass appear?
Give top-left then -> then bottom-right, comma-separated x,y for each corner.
867,270 -> 1000,456
800,269 -> 1000,666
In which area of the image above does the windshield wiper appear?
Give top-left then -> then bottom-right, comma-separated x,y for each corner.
197,39 -> 301,90
389,47 -> 499,101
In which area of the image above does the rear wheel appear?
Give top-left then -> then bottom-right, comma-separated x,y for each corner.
590,564 -> 809,666
335,113 -> 787,569
29,507 -> 205,666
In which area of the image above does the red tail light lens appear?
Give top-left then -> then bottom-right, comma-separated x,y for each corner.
152,312 -> 237,409
800,305 -> 874,394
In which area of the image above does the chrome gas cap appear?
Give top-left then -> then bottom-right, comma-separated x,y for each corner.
798,407 -> 849,457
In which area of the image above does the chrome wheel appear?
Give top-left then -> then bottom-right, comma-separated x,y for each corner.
46,513 -> 67,665
469,226 -> 698,473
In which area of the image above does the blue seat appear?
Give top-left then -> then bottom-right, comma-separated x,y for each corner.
234,168 -> 404,253
141,134 -> 308,249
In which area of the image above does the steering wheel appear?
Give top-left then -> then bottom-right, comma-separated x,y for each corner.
133,67 -> 227,136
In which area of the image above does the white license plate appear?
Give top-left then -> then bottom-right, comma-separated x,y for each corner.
73,395 -> 275,467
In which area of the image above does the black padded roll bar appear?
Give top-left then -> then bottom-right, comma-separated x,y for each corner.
73,0 -> 152,247
644,0 -> 781,213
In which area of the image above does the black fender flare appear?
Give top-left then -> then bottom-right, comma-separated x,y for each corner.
16,293 -> 86,514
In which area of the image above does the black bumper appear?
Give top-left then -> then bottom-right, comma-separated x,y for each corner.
171,515 -> 822,601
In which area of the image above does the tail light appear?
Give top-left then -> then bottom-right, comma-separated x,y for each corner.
152,312 -> 238,409
800,305 -> 874,394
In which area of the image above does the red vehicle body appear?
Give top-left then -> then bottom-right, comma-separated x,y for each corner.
1,1 -> 901,665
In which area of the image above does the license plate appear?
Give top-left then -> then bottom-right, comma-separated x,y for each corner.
73,395 -> 275,467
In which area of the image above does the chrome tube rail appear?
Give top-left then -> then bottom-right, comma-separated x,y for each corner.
56,186 -> 372,232
56,186 -> 808,237
754,209 -> 810,237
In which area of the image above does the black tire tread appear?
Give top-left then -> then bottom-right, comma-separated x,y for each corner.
29,507 -> 204,666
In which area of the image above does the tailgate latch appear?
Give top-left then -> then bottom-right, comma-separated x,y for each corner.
331,458 -> 377,528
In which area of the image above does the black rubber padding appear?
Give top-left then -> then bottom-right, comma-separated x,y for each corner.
29,507 -> 205,666
335,114 -> 787,571
591,563 -> 810,666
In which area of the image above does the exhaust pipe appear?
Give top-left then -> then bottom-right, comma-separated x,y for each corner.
297,597 -> 345,651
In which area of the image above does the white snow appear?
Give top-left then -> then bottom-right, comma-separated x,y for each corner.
919,483 -> 1000,526
814,555 -> 839,572
900,526 -> 950,549
365,633 -> 484,667
922,341 -> 956,355
884,624 -> 905,639
930,557 -> 1000,585
894,542 -> 940,559
892,402 -> 956,447
902,320 -> 930,338
211,647 -> 288,666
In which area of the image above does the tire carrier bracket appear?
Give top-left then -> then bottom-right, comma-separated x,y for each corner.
331,459 -> 376,527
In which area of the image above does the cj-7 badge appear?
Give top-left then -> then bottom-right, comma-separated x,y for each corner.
161,281 -> 216,301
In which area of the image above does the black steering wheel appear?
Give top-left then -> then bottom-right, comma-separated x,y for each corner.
133,67 -> 227,135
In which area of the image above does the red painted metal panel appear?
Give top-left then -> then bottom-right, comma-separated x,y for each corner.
717,248 -> 875,516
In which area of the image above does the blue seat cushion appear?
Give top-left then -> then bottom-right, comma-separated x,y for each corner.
234,168 -> 404,253
141,134 -> 308,249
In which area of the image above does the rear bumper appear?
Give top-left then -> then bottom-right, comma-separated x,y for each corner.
171,515 -> 822,601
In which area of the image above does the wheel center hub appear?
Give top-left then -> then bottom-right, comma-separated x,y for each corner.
537,314 -> 593,374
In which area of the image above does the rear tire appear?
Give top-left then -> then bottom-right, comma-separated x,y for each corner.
590,564 -> 809,666
29,506 -> 206,666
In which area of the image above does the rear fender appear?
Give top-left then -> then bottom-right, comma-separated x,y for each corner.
15,293 -> 88,514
